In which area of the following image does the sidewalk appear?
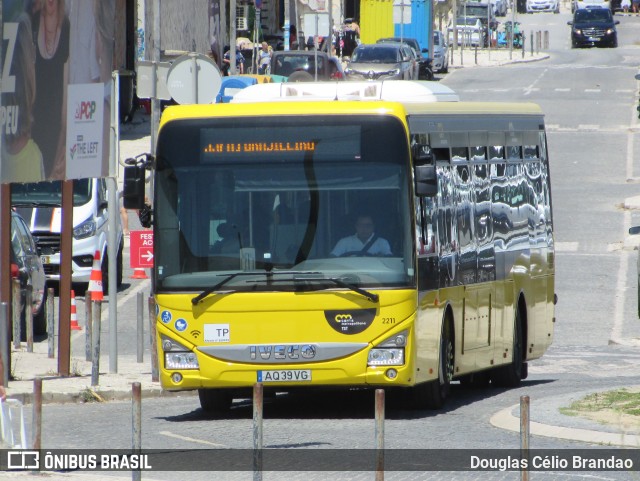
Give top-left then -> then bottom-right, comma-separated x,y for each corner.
448,45 -> 549,69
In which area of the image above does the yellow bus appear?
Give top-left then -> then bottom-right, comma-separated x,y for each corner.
123,81 -> 555,413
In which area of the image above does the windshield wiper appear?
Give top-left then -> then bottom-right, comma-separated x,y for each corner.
192,273 -> 242,305
192,270 -> 379,305
293,274 -> 379,303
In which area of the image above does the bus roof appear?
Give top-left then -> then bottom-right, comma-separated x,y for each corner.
160,99 -> 544,124
229,80 -> 460,103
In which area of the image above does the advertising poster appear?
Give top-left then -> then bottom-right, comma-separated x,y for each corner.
65,82 -> 103,179
1,0 -> 114,183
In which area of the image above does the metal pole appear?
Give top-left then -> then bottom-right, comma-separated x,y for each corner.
12,279 -> 20,349
375,389 -> 384,480
47,287 -> 54,358
283,0 -> 290,51
231,0 -> 238,71
108,71 -> 119,374
0,302 -> 8,387
253,383 -> 263,480
32,378 -> 42,450
91,300 -> 102,386
520,395 -> 530,481
191,54 -> 198,104
85,298 -> 92,362
509,0 -> 515,59
137,292 -> 144,363
25,285 -> 33,353
148,296 -> 158,381
132,382 -> 142,481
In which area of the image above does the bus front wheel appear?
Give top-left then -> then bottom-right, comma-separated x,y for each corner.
198,388 -> 233,414
409,317 -> 454,410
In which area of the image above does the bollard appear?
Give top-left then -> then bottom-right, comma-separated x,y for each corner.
148,296 -> 158,382
530,31 -> 533,56
520,395 -> 530,481
12,279 -> 21,349
91,300 -> 102,386
33,378 -> 42,450
474,44 -> 478,65
375,389 -> 384,481
25,286 -> 33,353
137,292 -> 144,363
0,302 -> 9,387
253,383 -> 263,480
132,382 -> 142,481
544,30 -> 549,50
47,288 -> 55,358
85,297 -> 92,362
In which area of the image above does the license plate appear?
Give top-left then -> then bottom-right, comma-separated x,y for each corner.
257,369 -> 311,383
588,37 -> 599,42
41,256 -> 50,265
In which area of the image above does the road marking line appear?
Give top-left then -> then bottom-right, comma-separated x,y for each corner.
555,241 -> 578,252
159,430 -> 227,447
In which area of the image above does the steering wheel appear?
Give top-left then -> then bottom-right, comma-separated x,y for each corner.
339,251 -> 375,257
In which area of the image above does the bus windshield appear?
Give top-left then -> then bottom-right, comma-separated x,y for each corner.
154,114 -> 416,292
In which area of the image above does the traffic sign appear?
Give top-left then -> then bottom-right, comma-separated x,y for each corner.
130,231 -> 154,268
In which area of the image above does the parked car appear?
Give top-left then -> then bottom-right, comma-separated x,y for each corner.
11,210 -> 47,337
567,6 -> 618,48
448,17 -> 486,47
432,30 -> 449,73
270,50 -> 345,80
527,0 -> 560,12
345,43 -> 418,81
376,37 -> 433,80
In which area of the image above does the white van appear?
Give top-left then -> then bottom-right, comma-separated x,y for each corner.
11,179 -> 124,292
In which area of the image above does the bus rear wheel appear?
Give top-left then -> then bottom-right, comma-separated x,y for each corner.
198,388 -> 233,414
491,308 -> 524,387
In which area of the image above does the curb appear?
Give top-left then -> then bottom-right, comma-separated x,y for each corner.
449,53 -> 550,69
8,385 -> 195,406
490,404 -> 640,447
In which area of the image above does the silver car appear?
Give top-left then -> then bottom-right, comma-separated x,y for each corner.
345,43 -> 418,81
432,30 -> 449,74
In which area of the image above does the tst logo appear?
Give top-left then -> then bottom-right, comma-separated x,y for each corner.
75,101 -> 97,120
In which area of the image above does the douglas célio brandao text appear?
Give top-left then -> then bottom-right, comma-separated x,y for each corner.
470,454 -> 634,471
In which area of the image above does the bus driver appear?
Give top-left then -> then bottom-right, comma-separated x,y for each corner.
330,214 -> 392,257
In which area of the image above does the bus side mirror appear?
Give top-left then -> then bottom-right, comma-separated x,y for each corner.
123,166 -> 146,210
415,165 -> 437,197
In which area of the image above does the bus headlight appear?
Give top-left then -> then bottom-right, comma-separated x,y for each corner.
165,352 -> 199,369
162,335 -> 199,369
368,329 -> 408,366
368,348 -> 404,366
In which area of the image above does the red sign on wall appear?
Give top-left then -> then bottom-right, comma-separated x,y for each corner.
130,231 -> 154,268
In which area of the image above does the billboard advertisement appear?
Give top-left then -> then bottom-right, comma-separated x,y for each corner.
1,0 -> 114,183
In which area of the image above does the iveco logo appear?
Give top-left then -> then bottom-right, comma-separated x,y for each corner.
334,314 -> 354,323
250,344 -> 316,360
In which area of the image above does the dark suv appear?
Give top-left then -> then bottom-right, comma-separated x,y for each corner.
568,7 -> 618,48
270,51 -> 345,81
